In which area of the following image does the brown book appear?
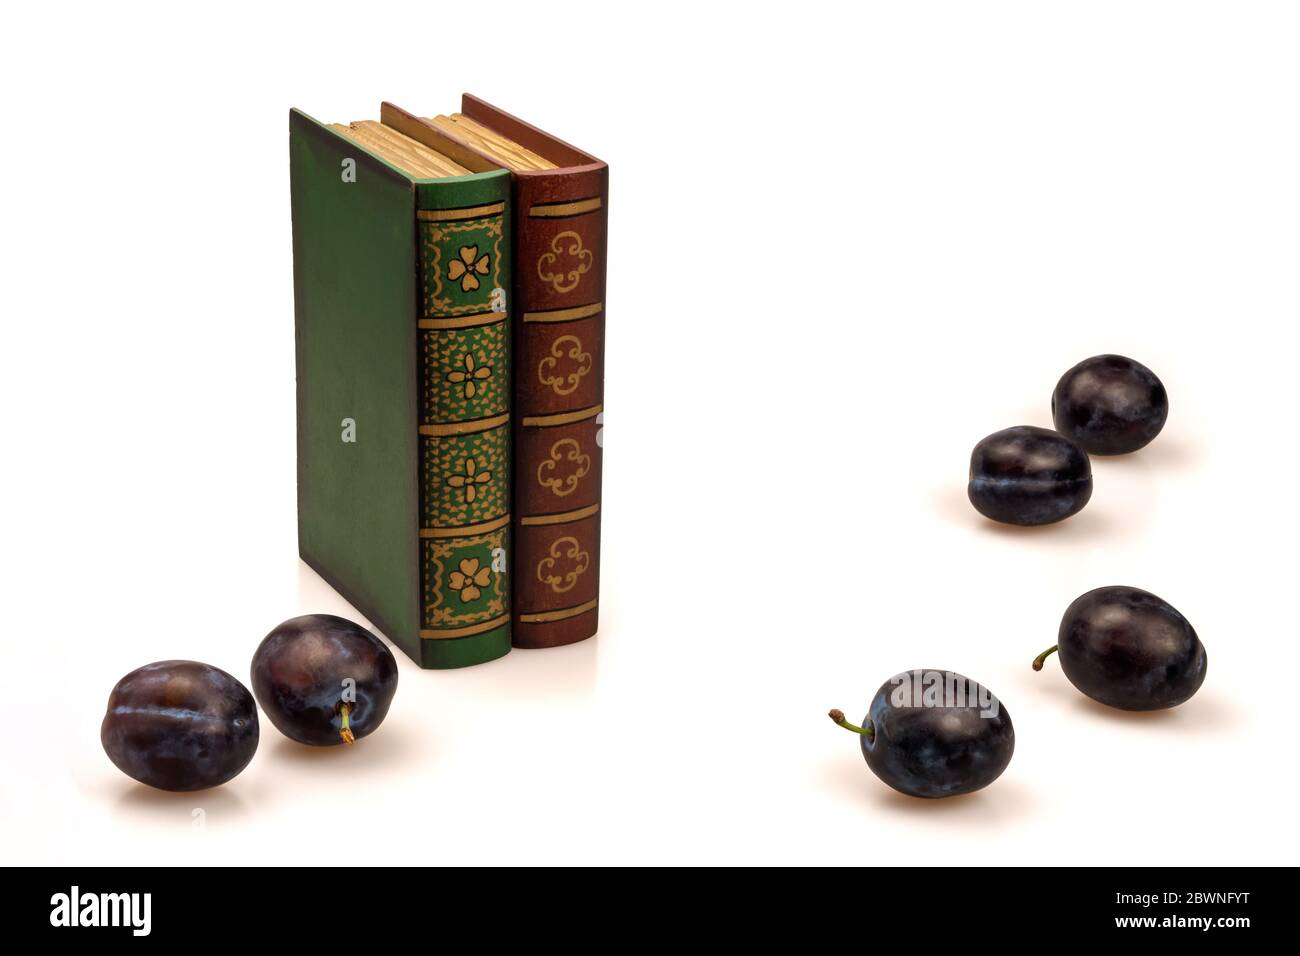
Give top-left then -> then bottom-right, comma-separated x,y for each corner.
395,96 -> 606,649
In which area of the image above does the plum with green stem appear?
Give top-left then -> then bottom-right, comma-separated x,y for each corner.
1034,586 -> 1206,710
829,670 -> 1015,798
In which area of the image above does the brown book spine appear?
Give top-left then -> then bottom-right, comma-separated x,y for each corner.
456,96 -> 607,649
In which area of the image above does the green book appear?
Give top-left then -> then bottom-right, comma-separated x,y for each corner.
290,104 -> 513,668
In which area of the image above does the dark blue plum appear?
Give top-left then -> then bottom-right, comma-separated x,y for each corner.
101,661 -> 259,791
251,614 -> 398,746
968,425 -> 1092,525
1052,354 -> 1168,455
830,670 -> 1015,798
1035,586 -> 1206,711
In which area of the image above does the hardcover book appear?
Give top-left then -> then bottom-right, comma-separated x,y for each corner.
290,105 -> 514,669
406,95 -> 608,649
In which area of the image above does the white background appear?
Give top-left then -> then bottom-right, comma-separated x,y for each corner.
3,1 -> 1297,866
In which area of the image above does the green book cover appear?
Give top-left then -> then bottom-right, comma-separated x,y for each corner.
290,107 -> 512,669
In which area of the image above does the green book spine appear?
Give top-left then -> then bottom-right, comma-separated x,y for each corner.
413,178 -> 513,668
290,108 -> 511,669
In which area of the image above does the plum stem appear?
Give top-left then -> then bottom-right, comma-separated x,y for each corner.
339,702 -> 356,745
1032,645 -> 1059,672
828,708 -> 874,741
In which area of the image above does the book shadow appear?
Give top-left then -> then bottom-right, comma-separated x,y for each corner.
481,635 -> 600,700
297,560 -> 600,697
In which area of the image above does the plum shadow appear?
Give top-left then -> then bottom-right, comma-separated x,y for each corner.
932,485 -> 1115,544
113,778 -> 253,824
819,754 -> 1036,825
1068,689 -> 1240,732
1020,668 -> 1241,733
269,718 -> 424,770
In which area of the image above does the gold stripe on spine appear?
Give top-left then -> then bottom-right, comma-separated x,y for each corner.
419,311 -> 508,330
522,303 -> 603,324
520,504 -> 600,527
521,403 -> 603,428
420,412 -> 511,436
420,613 -> 510,640
518,599 -> 598,624
417,202 -> 506,221
528,197 -> 603,218
421,514 -> 511,538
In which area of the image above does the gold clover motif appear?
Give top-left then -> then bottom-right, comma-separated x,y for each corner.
447,245 -> 490,292
446,457 -> 492,503
448,558 -> 492,602
447,353 -> 492,399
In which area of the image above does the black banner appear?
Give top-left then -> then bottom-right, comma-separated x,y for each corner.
12,866 -> 1283,942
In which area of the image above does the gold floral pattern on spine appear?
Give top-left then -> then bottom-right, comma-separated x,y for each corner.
423,324 -> 507,423
536,230 -> 593,294
536,438 -> 591,497
536,536 -> 590,594
448,245 -> 491,292
423,529 -> 507,629
446,352 -> 492,400
422,215 -> 504,316
538,334 -> 592,396
449,558 -> 493,602
422,427 -> 508,528
447,457 -> 492,503
418,203 -> 510,640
